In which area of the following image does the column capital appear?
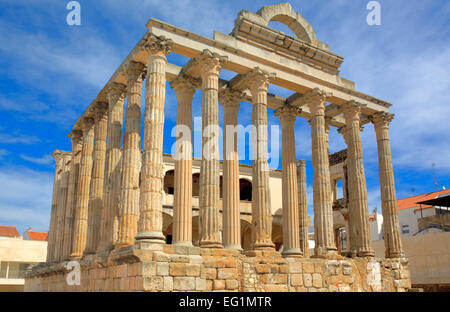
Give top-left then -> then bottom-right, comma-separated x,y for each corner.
107,82 -> 127,102
244,67 -> 276,94
274,104 -> 298,125
52,149 -> 67,164
196,49 -> 228,79
342,100 -> 367,121
369,111 -> 394,129
300,88 -> 332,114
93,101 -> 108,120
125,61 -> 146,83
81,117 -> 95,132
296,159 -> 306,167
68,130 -> 83,143
141,33 -> 173,56
170,74 -> 199,97
62,152 -> 72,165
219,88 -> 242,110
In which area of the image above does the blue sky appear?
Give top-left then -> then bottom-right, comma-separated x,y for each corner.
0,0 -> 449,234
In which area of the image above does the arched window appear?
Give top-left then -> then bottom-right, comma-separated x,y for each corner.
239,179 -> 252,201
163,170 -> 175,195
192,173 -> 200,197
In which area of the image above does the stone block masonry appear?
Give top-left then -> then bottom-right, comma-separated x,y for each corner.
25,245 -> 411,292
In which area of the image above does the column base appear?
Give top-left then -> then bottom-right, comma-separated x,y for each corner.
224,244 -> 243,252
386,250 -> 405,259
134,231 -> 166,250
173,241 -> 193,247
312,247 -> 340,259
135,231 -> 165,242
114,242 -> 134,250
282,248 -> 303,258
253,241 -> 276,251
69,253 -> 83,261
135,231 -> 166,250
82,253 -> 97,262
200,240 -> 223,249
357,248 -> 375,258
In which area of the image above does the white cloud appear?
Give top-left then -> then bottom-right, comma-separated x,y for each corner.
0,21 -> 121,92
0,166 -> 53,233
20,154 -> 53,166
0,132 -> 40,144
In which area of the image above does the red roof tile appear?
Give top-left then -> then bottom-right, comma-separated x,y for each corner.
0,225 -> 21,238
26,230 -> 48,241
397,189 -> 450,211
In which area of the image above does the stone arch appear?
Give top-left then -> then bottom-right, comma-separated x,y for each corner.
192,173 -> 200,197
271,210 -> 283,251
162,212 -> 173,244
271,222 -> 283,252
163,169 -> 175,195
256,3 -> 316,43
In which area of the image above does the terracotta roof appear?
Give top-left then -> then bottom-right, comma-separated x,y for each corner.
26,230 -> 48,241
0,225 -> 21,238
369,214 -> 376,221
397,189 -> 450,211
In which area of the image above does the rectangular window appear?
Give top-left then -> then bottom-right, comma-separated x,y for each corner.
401,224 -> 410,234
7,262 -> 21,279
0,262 -> 30,279
0,262 -> 7,278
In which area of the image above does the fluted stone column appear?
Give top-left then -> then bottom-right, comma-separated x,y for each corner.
370,112 -> 404,258
54,153 -> 71,262
84,102 -> 108,255
305,89 -> 336,257
296,159 -> 309,258
338,127 -> 357,257
248,68 -> 275,250
136,34 -> 173,247
71,118 -> 95,259
275,105 -> 302,257
342,101 -> 374,257
116,62 -> 146,248
198,50 -> 227,248
98,82 -> 126,254
62,131 -> 82,260
220,89 -> 242,251
47,152 -> 64,263
170,76 -> 197,246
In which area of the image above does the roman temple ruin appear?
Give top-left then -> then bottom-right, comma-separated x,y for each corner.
25,3 -> 410,292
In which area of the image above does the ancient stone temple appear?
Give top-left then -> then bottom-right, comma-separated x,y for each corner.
25,3 -> 411,292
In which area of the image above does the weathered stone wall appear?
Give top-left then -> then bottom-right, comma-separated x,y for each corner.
25,246 -> 411,292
